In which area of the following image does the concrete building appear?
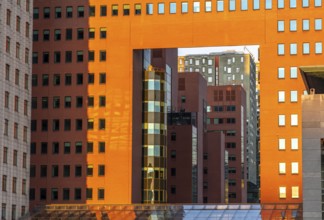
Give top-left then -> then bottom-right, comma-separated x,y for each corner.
206,85 -> 247,203
301,67 -> 324,219
0,0 -> 32,219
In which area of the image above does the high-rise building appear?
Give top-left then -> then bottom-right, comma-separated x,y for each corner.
182,52 -> 258,201
206,85 -> 247,203
31,0 -> 323,206
0,0 -> 32,219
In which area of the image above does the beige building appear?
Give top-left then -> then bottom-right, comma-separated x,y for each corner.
0,0 -> 32,219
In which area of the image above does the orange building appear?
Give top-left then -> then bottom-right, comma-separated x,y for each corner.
31,0 -> 324,207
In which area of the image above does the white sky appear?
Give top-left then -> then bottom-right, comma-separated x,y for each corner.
178,45 -> 259,61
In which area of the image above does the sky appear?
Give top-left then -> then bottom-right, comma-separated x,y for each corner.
178,45 -> 259,61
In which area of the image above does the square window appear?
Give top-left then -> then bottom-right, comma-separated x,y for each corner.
291,138 -> 298,150
303,42 -> 310,54
158,3 -> 165,14
291,162 -> 298,174
278,91 -> 285,102
290,20 -> 297,31
290,43 -> 297,55
302,19 -> 310,31
278,115 -> 285,126
279,187 -> 286,198
314,0 -> 322,7
217,0 -> 224,11
278,67 -> 285,78
278,20 -> 284,32
290,67 -> 298,78
291,114 -> 298,126
193,2 -> 200,12
302,0 -> 309,7
315,42 -> 322,54
292,186 -> 299,198
278,0 -> 284,8
290,91 -> 298,102
315,19 -> 322,30
279,138 -> 286,150
278,44 -> 285,55
146,3 -> 153,15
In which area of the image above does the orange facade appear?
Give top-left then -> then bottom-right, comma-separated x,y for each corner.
32,0 -> 324,206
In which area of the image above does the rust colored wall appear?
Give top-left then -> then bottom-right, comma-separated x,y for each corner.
203,131 -> 225,203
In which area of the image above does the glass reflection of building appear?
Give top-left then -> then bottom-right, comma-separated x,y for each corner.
142,65 -> 168,203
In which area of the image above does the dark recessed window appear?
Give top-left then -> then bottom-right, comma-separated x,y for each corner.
88,73 -> 94,84
77,6 -> 84,17
100,5 -> 107,16
99,142 -> 105,153
89,6 -> 95,16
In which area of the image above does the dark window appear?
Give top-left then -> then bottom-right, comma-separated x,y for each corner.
203,197 -> 208,203
88,73 -> 94,84
226,105 -> 236,111
99,119 -> 105,130
203,153 -> 208,160
123,4 -> 130,15
40,165 -> 47,177
100,28 -> 107,39
40,188 -> 47,200
100,6 -> 107,16
65,74 -> 72,85
66,6 -> 73,18
77,51 -> 83,62
32,97 -> 37,109
55,7 -> 61,18
66,28 -> 72,40
42,74 -> 49,86
86,188 -> 93,200
99,73 -> 106,83
63,188 -> 70,200
30,142 -> 36,154
98,189 -> 105,200
64,142 -> 71,154
29,188 -> 35,200
76,96 -> 83,108
229,154 -> 236,161
229,179 -> 236,186
135,4 -> 141,15
64,96 -> 71,108
226,118 -> 236,124
63,165 -> 70,177
32,52 -> 38,64
54,29 -> 61,40
52,142 -> 59,154
214,106 -> 224,112
33,8 -> 39,19
77,29 -> 84,40
52,119 -> 60,131
41,142 -> 48,154
89,6 -> 95,16
54,51 -> 61,63
65,51 -> 72,62
33,30 -> 38,41
77,6 -> 84,17
98,165 -> 105,176
229,192 -> 237,198
75,142 -> 82,154
75,166 -> 82,177
31,120 -> 37,131
53,74 -> 60,85
171,168 -> 176,176
99,96 -> 106,107
43,7 -> 50,19
203,182 -> 208,190
87,165 -> 93,176
87,119 -> 94,130
43,29 -> 50,41
171,186 -> 176,194
42,52 -> 49,63
112,5 -> 118,16
53,96 -> 60,108
98,142 -> 105,153
170,150 -> 176,159
228,167 -> 236,174
88,51 -> 95,61
52,165 -> 59,177
99,50 -> 106,61
30,165 -> 36,177
74,188 -> 81,200
76,119 -> 82,130
171,132 -> 176,141
88,96 -> 94,107
203,167 -> 208,174
87,142 -> 93,153
226,142 -> 236,148
64,119 -> 71,131
181,96 -> 186,103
